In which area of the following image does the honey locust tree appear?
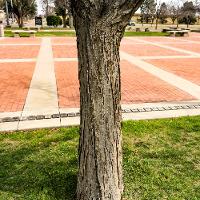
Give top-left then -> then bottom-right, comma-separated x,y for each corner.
70,0 -> 144,199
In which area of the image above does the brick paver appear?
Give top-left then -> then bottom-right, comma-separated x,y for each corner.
121,60 -> 194,103
0,62 -> 35,112
52,45 -> 77,58
169,43 -> 200,54
55,61 -> 79,108
55,61 -> 194,108
0,45 -> 40,59
147,58 -> 200,86
120,43 -> 187,57
0,38 -> 41,44
51,37 -> 76,45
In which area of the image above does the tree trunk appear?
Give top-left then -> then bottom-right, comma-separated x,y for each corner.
71,0 -> 144,199
19,17 -> 23,28
155,17 -> 158,29
63,15 -> 67,28
17,16 -> 23,28
176,17 -> 179,28
73,14 -> 124,200
69,14 -> 73,28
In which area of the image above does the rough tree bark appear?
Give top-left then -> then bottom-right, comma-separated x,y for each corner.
71,0 -> 144,199
62,15 -> 67,27
17,16 -> 24,28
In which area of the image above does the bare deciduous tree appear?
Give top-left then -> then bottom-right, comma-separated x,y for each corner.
41,0 -> 54,17
140,0 -> 156,25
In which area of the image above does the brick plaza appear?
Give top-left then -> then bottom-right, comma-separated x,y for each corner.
1,33 -> 200,130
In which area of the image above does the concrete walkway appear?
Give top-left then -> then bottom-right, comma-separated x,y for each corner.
23,38 -> 59,113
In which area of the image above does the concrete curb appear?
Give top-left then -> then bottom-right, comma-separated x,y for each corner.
1,102 -> 200,132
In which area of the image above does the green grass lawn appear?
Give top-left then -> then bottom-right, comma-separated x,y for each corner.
4,31 -> 76,37
124,31 -> 169,37
4,31 -> 169,37
0,116 -> 200,199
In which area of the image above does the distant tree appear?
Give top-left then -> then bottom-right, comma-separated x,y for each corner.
179,1 -> 196,27
168,5 -> 177,24
194,0 -> 200,24
167,0 -> 182,27
0,1 -> 3,9
140,0 -> 156,25
179,15 -> 196,25
41,0 -> 54,17
159,2 -> 168,24
155,1 -> 168,29
11,0 -> 37,28
54,0 -> 70,27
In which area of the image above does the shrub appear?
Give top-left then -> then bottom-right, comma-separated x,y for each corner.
178,16 -> 197,25
46,15 -> 62,27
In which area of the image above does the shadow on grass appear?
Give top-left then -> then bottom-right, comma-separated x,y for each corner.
0,131 -> 78,200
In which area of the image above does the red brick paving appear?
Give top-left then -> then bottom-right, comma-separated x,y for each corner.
1,35 -> 200,112
55,61 -> 194,108
0,62 -> 35,112
120,43 -> 187,57
55,62 -> 79,108
52,45 -> 77,58
51,37 -> 76,45
0,45 -> 40,59
147,58 -> 200,86
0,38 -> 41,44
121,60 -> 194,104
169,43 -> 200,54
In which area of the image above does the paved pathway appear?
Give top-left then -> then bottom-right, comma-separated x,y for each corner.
1,33 -> 200,131
23,38 -> 58,113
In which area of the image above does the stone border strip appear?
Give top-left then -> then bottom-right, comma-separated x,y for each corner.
1,103 -> 200,123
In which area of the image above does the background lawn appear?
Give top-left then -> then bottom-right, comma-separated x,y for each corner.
4,31 -> 169,37
0,116 -> 200,199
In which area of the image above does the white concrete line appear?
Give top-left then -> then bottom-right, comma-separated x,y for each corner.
138,55 -> 200,60
122,108 -> 200,121
120,51 -> 200,99
18,118 -> 61,131
121,100 -> 200,109
0,58 -> 36,63
23,38 -> 59,113
54,58 -> 78,62
128,37 -> 200,57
